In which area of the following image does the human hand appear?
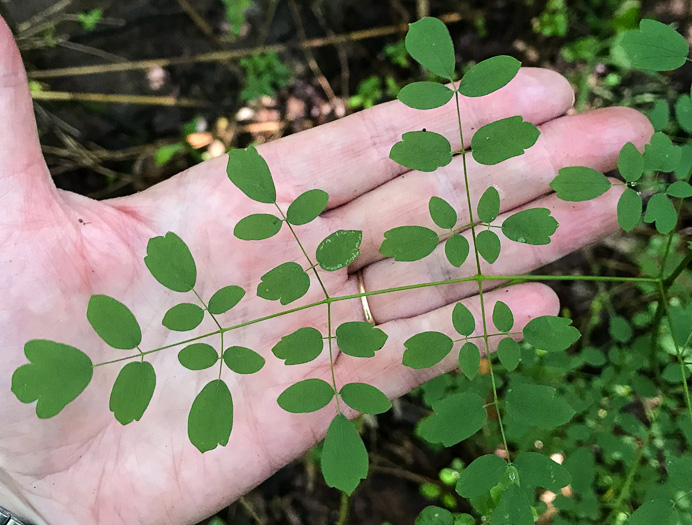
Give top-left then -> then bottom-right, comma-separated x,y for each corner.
0,17 -> 651,525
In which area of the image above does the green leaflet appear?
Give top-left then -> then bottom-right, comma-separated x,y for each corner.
178,343 -> 219,370
452,302 -> 475,336
458,342 -> 480,380
12,340 -> 93,419
644,193 -> 677,234
497,337 -> 521,371
286,189 -> 329,225
476,229 -> 501,263
676,144 -> 692,181
415,506 -> 454,525
321,413 -> 368,495
339,382 -> 392,414
492,484 -> 534,525
226,145 -> 276,203
492,301 -> 514,332
609,315 -> 633,343
428,196 -> 457,229
207,285 -> 245,315
502,208 -> 559,245
644,132 -> 681,172
257,262 -> 310,304
618,142 -> 644,182
316,230 -> 362,271
514,452 -> 571,492
477,186 -> 500,223
109,361 -> 156,425
223,346 -> 265,374
145,232 -> 197,293
455,454 -> 507,498
667,456 -> 692,491
458,56 -> 521,97
550,167 -> 611,202
403,331 -> 454,369
277,378 -> 334,413
648,99 -> 669,132
620,19 -> 689,71
626,499 -> 678,525
188,379 -> 234,453
379,225 -> 439,262
523,315 -> 580,351
335,322 -> 388,358
272,327 -> 323,365
162,303 -> 205,332
418,392 -> 487,446
564,447 -> 595,494
506,383 -> 575,429
389,131 -> 453,172
87,295 -> 142,350
398,82 -> 454,110
667,180 -> 692,198
404,17 -> 456,79
445,234 -> 469,267
617,188 -> 642,232
233,213 -> 282,241
675,94 -> 692,133
471,116 -> 540,166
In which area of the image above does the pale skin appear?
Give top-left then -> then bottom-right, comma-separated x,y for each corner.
0,17 -> 652,525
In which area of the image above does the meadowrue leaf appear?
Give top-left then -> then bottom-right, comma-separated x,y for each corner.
415,506 -> 454,525
257,262 -> 310,305
502,208 -> 559,245
336,322 -> 388,358
514,452 -> 571,492
389,131 -> 453,172
12,340 -> 93,419
277,378 -> 334,413
618,142 -> 644,182
429,196 -> 457,229
493,485 -> 534,525
648,99 -> 670,131
162,303 -> 205,332
233,213 -> 282,240
403,331 -> 454,369
87,295 -> 142,350
405,17 -> 456,79
445,234 -> 469,267
109,362 -> 156,425
272,327 -> 323,365
452,303 -> 475,336
145,232 -> 197,293
188,379 -> 233,453
477,186 -> 500,223
223,346 -> 265,374
506,383 -> 575,429
316,230 -> 362,270
340,382 -> 392,414
458,342 -> 480,380
458,56 -> 521,97
418,392 -> 486,446
380,226 -> 439,262
644,193 -> 677,234
550,167 -> 611,201
523,315 -> 581,351
493,301 -> 514,332
618,188 -> 643,232
476,229 -> 501,263
322,413 -> 368,495
667,180 -> 692,198
178,343 -> 218,370
676,144 -> 692,181
455,454 -> 507,498
398,82 -> 454,110
644,132 -> 682,172
667,456 -> 692,491
626,499 -> 677,525
609,315 -> 633,343
675,94 -> 692,133
620,19 -> 689,71
207,285 -> 245,315
226,145 -> 276,203
471,116 -> 540,166
286,189 -> 329,225
497,337 -> 521,371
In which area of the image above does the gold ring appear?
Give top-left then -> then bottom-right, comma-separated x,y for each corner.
356,270 -> 375,324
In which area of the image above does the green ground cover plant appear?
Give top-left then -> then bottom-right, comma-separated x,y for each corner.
11,15 -> 692,525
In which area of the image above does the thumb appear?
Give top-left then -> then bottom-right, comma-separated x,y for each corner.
0,16 -> 57,211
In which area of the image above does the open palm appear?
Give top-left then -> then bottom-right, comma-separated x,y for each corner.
0,19 -> 652,525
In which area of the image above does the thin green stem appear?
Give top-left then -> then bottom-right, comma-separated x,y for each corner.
336,492 -> 350,525
663,249 -> 692,288
604,438 -> 647,522
327,300 -> 341,412
193,288 -> 225,379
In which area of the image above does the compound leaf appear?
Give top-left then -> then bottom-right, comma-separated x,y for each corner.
234,213 -> 282,240
336,322 -> 388,358
257,262 -> 310,305
493,485 -> 534,525
452,302 -> 475,336
389,131 -> 453,172
477,186 -> 500,223
207,285 -> 245,315
476,229 -> 501,264
445,234 -> 469,267
456,454 -> 507,498
178,343 -> 218,370
226,145 -> 276,203
497,337 -> 521,371
471,116 -> 540,166
340,382 -> 392,414
316,230 -> 362,271
87,295 -> 142,350
12,340 -> 93,419
620,19 -> 689,71
618,188 -> 642,232
502,208 -> 559,245
523,315 -> 580,351
380,226 -> 439,262
458,342 -> 480,380
644,193 -> 677,234
405,17 -> 456,79
458,56 -> 521,97
286,189 -> 329,225
618,142 -> 644,182
272,327 -> 323,365
506,383 -> 575,429
550,167 -> 611,201
429,196 -> 457,229
514,452 -> 572,492
277,378 -> 334,413
493,301 -> 514,332
145,232 -> 197,293
644,132 -> 681,172
403,331 -> 454,369
675,94 -> 692,133
223,346 -> 265,374
162,303 -> 205,332
188,379 -> 233,453
398,82 -> 454,110
418,392 -> 486,446
109,361 -> 156,425
322,413 -> 368,495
